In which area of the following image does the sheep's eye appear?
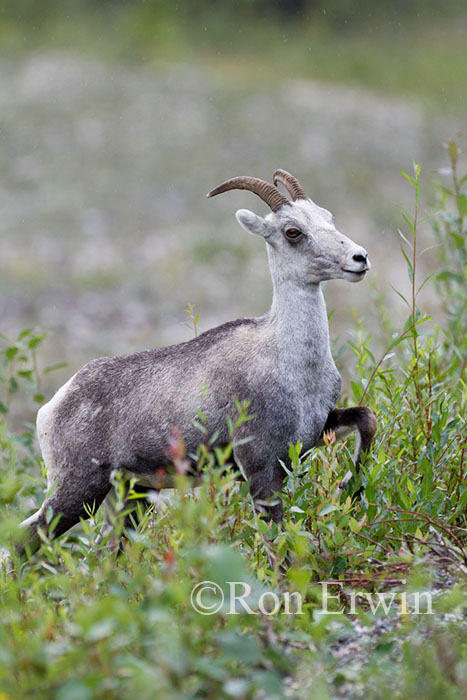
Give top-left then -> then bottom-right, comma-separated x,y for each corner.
285,228 -> 302,241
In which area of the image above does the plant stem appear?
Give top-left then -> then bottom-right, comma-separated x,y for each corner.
411,166 -> 420,395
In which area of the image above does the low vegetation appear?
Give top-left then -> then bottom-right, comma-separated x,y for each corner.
0,148 -> 466,698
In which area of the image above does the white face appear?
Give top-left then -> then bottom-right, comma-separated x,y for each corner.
236,198 -> 370,285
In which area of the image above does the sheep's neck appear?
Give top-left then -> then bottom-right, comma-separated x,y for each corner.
267,279 -> 333,377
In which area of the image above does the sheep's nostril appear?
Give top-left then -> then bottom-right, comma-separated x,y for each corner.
352,253 -> 367,264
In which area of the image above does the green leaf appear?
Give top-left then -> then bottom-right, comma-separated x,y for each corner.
365,484 -> 376,521
218,631 -> 262,664
330,555 -> 346,578
451,489 -> 467,517
350,380 -> 363,401
44,362 -> 68,374
232,435 -> 253,448
391,286 -> 411,309
318,503 -> 338,517
416,273 -> 434,296
400,169 -> 415,187
289,505 -> 305,514
402,213 -> 415,237
437,270 -> 463,283
27,334 -> 46,349
56,679 -> 92,700
196,409 -> 207,423
418,245 -> 441,257
456,193 -> 467,216
399,245 -> 413,283
259,518 -> 272,535
17,370 -> 34,383
397,228 -> 413,249
5,347 -> 18,361
17,328 -> 34,340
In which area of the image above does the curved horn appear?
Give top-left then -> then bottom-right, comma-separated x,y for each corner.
273,169 -> 307,200
206,176 -> 289,212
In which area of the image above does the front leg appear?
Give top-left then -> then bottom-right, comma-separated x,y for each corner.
321,407 -> 377,489
234,441 -> 286,523
249,467 -> 285,523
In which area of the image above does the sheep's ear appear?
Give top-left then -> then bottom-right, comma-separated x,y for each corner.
235,209 -> 268,238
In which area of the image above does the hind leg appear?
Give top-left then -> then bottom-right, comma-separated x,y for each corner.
11,468 -> 112,560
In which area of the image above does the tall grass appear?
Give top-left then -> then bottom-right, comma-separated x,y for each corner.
0,149 -> 466,698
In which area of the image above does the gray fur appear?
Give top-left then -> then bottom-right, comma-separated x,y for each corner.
9,176 -> 375,558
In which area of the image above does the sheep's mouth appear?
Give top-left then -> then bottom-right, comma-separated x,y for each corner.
342,269 -> 368,277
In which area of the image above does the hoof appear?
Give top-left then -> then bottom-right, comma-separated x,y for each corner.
338,469 -> 353,490
0,547 -> 14,576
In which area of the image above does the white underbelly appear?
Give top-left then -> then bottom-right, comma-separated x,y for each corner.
36,374 -> 76,473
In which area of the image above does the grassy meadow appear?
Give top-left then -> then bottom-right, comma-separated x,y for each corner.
1,3 -> 467,698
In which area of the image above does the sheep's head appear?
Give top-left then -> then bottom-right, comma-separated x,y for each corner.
207,169 -> 370,285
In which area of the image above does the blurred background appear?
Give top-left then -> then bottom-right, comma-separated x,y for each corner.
0,0 -> 466,407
